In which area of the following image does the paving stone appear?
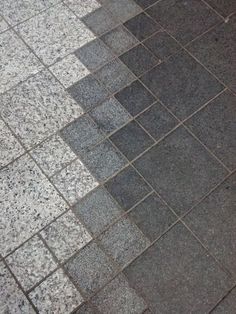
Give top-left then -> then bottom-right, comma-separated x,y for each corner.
124,223 -> 233,313
115,80 -> 155,116
184,173 -> 236,276
144,31 -> 181,60
102,0 -> 142,22
74,186 -> 123,236
75,39 -> 114,71
0,155 -> 67,256
101,25 -> 138,55
82,7 -> 119,36
0,17 -> 8,33
98,217 -> 150,267
0,70 -> 83,149
67,74 -> 109,111
129,193 -> 177,241
60,114 -> 105,154
80,140 -> 127,181
49,54 -> 90,88
6,235 -> 57,291
91,274 -> 147,313
16,4 -> 95,65
120,44 -> 159,77
147,0 -> 221,44
31,135 -> 76,177
95,59 -> 136,93
29,269 -> 83,314
52,159 -> 98,205
75,303 -> 96,314
212,287 -> 236,313
65,242 -> 117,297
133,0 -> 158,9
64,0 -> 101,18
136,102 -> 178,140
110,121 -> 154,160
0,30 -> 43,94
124,12 -> 161,41
141,50 -> 224,120
90,97 -> 131,135
205,0 -> 236,17
188,16 -> 236,93
0,119 -> 24,169
134,127 -> 228,215
0,262 -> 35,313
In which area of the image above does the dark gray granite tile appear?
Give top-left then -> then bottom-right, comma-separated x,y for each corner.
205,0 -> 236,17
67,74 -> 109,111
115,80 -> 156,116
184,173 -> 236,276
129,193 -> 177,241
75,302 -> 96,314
212,287 -> 236,314
124,12 -> 161,41
134,0 -> 159,9
102,0 -> 142,22
134,127 -> 228,215
141,50 -> 224,120
110,121 -> 154,160
105,166 -> 152,210
136,102 -> 178,140
60,115 -> 104,154
186,91 -> 236,170
65,242 -> 117,297
120,44 -> 159,77
147,0 -> 221,44
124,223 -> 233,313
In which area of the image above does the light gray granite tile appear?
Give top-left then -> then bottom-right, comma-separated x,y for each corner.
0,119 -> 24,168
0,155 -> 67,256
16,4 -> 96,65
0,30 -> 43,94
65,0 -> 101,18
49,54 -> 90,88
0,17 -> 8,33
29,269 -> 83,314
31,135 -> 76,177
41,211 -> 92,261
52,159 -> 98,205
6,235 -> 57,291
0,70 -> 83,149
0,262 -> 36,313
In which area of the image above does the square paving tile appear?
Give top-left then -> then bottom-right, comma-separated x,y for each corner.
102,0 -> 142,22
205,0 -> 236,17
124,12 -> 161,41
188,16 -> 236,93
115,80 -> 155,116
51,159 -> 98,205
136,102 -> 178,140
0,70 -> 83,149
120,44 -> 159,77
129,193 -> 177,241
212,287 -> 236,313
0,155 -> 67,256
186,91 -> 236,170
0,30 -> 43,94
110,121 -> 154,160
98,217 -> 150,267
6,235 -> 57,291
147,0 -> 221,44
0,262 -> 35,313
75,303 -> 96,314
64,0 -> 101,17
184,173 -> 236,276
60,115 -> 105,154
105,166 -> 152,210
29,269 -> 83,314
73,186 -> 123,236
67,74 -> 109,111
82,7 -> 119,36
16,4 -> 95,65
75,39 -> 114,71
31,135 -> 76,177
91,274 -> 147,313
141,50 -> 224,120
0,119 -> 24,169
65,242 -> 117,297
133,0 -> 158,9
134,127 -> 228,215
95,59 -> 136,93
90,97 -> 131,135
124,223 -> 232,313
80,140 -> 127,181
101,25 -> 138,56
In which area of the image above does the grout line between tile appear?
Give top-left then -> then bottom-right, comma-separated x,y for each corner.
209,283 -> 236,313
